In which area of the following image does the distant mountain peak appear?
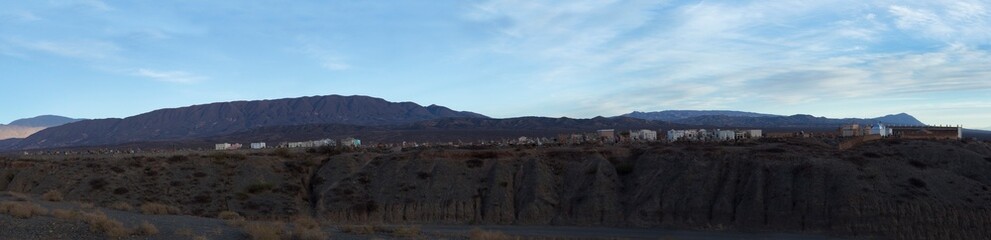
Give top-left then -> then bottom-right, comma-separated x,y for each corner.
11,95 -> 487,150
9,115 -> 83,128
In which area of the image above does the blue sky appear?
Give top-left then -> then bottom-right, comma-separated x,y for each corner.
2,0 -> 990,129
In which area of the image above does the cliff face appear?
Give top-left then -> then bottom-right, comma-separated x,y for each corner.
312,140 -> 991,239
2,140 -> 991,239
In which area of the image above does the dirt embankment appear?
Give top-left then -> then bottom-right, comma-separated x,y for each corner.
3,140 -> 991,239
311,140 -> 991,239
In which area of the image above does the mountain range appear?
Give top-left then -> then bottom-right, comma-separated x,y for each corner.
1,94 -> 985,151
621,111 -> 926,128
0,115 -> 82,140
11,95 -> 486,150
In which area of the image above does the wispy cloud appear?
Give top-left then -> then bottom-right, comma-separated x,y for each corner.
10,39 -> 121,60
294,36 -> 351,71
467,0 -> 991,118
134,68 -> 207,84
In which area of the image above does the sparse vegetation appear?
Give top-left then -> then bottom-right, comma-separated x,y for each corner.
340,224 -> 376,235
218,210 -> 246,227
468,228 -> 516,240
292,215 -> 327,240
136,221 -> 160,236
243,221 -> 285,240
0,201 -> 48,219
51,209 -> 81,219
109,201 -> 134,211
41,189 -> 63,202
81,210 -> 131,237
140,202 -> 182,215
390,225 -> 421,238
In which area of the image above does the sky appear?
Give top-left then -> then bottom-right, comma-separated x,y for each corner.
2,0 -> 990,129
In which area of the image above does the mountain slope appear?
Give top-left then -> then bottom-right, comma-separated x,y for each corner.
8,115 -> 82,127
625,111 -> 926,129
621,110 -> 779,121
0,115 -> 82,140
12,95 -> 487,150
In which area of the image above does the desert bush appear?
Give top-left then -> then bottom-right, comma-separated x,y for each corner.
136,221 -> 160,236
340,225 -> 375,235
52,209 -> 81,219
292,215 -> 327,240
109,201 -> 134,211
0,201 -> 48,218
391,225 -> 421,238
218,211 -> 246,227
193,236 -> 209,240
243,221 -> 285,240
468,228 -> 516,240
42,189 -> 63,202
140,202 -> 181,215
78,202 -> 96,210
82,211 -> 131,237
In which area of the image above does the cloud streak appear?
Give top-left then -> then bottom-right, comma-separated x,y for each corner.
135,68 -> 206,84
467,0 -> 991,121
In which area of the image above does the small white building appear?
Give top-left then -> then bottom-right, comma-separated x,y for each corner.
630,129 -> 658,142
870,123 -> 892,137
341,137 -> 361,147
214,143 -> 242,150
716,130 -> 736,141
250,142 -> 266,149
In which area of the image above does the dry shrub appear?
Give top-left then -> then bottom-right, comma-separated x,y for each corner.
193,236 -> 209,240
218,211 -> 246,227
136,221 -> 160,236
82,211 -> 131,237
468,228 -> 516,240
108,201 -> 134,211
243,221 -> 286,240
140,202 -> 181,215
0,201 -> 48,219
78,202 -> 96,210
3,191 -> 29,201
340,225 -> 375,235
391,225 -> 421,238
41,189 -> 63,202
52,209 -> 82,219
292,215 -> 327,240
292,215 -> 320,230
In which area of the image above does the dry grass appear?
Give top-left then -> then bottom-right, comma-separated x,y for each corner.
108,201 -> 134,211
292,215 -> 327,240
136,221 -> 160,236
41,189 -> 63,202
468,228 -> 517,240
0,201 -> 49,219
243,221 -> 286,240
193,236 -> 209,240
140,202 -> 181,215
3,191 -> 29,201
340,225 -> 376,235
78,202 -> 96,210
218,210 -> 246,227
51,209 -> 82,220
81,210 -> 131,237
390,225 -> 421,238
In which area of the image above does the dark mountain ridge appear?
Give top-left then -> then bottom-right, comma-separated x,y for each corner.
623,110 -> 926,129
621,110 -> 780,121
12,95 -> 487,150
